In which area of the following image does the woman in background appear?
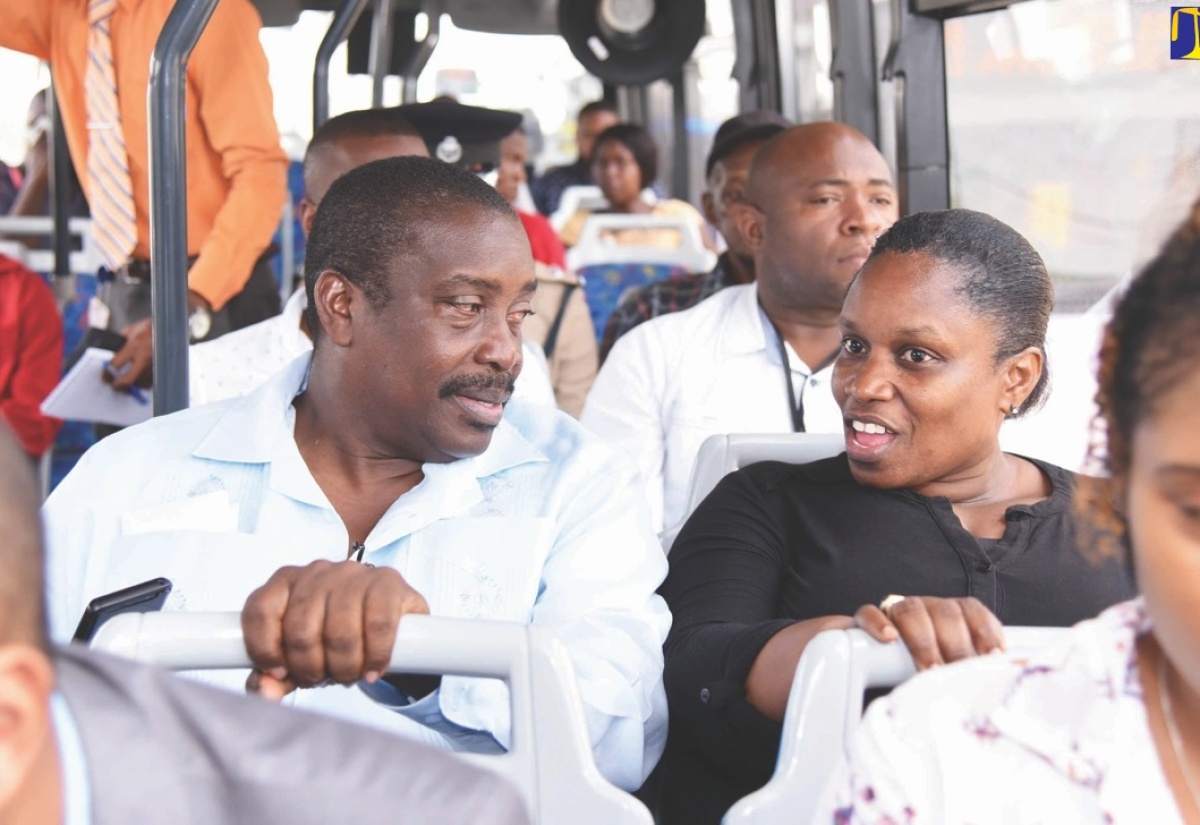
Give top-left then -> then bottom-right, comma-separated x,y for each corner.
558,122 -> 713,251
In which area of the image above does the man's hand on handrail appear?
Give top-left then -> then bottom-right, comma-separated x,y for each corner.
241,560 -> 431,700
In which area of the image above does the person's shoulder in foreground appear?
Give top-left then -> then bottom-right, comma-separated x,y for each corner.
816,599 -> 1180,825
57,645 -> 530,825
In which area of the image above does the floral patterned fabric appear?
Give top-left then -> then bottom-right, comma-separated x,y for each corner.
817,599 -> 1184,824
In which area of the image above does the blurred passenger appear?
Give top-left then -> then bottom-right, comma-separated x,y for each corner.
0,423 -> 530,825
43,157 -> 670,793
583,123 -> 897,532
494,125 -> 597,416
0,0 -> 289,391
558,123 -> 715,251
657,209 -> 1137,824
599,112 -> 790,360
0,89 -> 89,250
190,106 -> 554,410
531,100 -> 619,216
817,200 -> 1200,825
0,92 -> 43,215
0,254 -> 62,459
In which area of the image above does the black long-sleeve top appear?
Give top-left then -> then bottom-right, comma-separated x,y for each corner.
658,454 -> 1136,824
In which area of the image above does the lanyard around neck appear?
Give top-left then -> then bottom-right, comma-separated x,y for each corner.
770,321 -> 840,433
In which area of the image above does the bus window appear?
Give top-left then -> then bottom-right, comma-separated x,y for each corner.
779,0 -> 834,125
0,51 -> 47,170
945,1 -> 1200,310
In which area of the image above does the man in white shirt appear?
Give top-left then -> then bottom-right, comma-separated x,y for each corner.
189,106 -> 555,409
583,123 -> 899,533
0,424 -> 530,825
43,157 -> 670,792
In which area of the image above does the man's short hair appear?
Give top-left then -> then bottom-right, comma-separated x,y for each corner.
578,99 -> 619,121
303,109 -> 424,201
303,155 -> 519,337
0,425 -> 48,650
705,114 -> 791,179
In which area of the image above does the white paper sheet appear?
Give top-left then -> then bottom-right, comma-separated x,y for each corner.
40,347 -> 153,427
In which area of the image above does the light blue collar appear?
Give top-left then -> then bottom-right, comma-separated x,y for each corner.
51,692 -> 92,825
193,353 -> 547,481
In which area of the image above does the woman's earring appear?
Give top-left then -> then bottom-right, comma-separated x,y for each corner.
1010,404 -> 1020,416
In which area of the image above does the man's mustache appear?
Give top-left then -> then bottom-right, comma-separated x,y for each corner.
438,371 -> 518,400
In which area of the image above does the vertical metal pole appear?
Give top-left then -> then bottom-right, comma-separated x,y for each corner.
48,85 -> 72,281
830,0 -> 880,147
368,0 -> 395,107
882,0 -> 949,214
730,0 -> 782,115
400,1 -> 440,104
148,0 -> 220,416
669,70 -> 689,201
313,0 -> 371,131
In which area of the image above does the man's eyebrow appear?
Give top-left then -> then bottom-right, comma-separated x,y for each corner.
436,274 -> 502,293
808,178 -> 895,190
434,275 -> 539,295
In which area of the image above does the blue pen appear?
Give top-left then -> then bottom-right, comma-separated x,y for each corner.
104,359 -> 150,405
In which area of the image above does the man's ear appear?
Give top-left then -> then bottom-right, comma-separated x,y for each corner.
1002,346 -> 1044,414
733,203 -> 765,254
0,646 -> 56,812
311,270 -> 356,348
298,198 -> 318,238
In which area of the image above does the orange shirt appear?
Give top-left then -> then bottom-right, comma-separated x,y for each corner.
0,0 -> 288,310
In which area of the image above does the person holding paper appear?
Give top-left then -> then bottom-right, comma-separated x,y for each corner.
0,253 -> 62,458
42,157 -> 670,793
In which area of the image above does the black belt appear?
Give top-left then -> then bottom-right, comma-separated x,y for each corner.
99,257 -> 196,284
100,242 -> 278,283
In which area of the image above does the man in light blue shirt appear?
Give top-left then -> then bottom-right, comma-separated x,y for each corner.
43,156 -> 670,791
0,424 -> 530,825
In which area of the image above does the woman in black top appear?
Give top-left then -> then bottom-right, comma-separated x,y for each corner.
658,209 -> 1136,824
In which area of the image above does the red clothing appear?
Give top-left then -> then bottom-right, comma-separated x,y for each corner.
517,210 -> 568,269
0,255 -> 63,456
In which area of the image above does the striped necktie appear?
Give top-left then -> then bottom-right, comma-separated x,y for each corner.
85,0 -> 138,271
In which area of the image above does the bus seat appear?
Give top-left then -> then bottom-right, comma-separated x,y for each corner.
568,213 -> 717,340
566,213 -> 714,273
662,433 -> 844,553
575,261 -> 689,342
91,612 -> 653,825
548,185 -> 607,232
723,626 -> 1068,824
0,216 -> 102,278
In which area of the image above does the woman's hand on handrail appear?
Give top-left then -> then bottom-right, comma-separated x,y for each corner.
854,596 -> 1006,671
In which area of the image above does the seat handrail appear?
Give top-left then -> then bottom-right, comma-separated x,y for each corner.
567,213 -> 715,272
90,611 -> 652,825
723,625 -> 1071,823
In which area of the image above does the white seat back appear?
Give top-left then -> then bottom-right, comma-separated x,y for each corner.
662,433 -> 845,552
566,213 -> 716,273
91,612 -> 651,825
0,216 -> 102,277
723,626 -> 1068,824
549,185 -> 608,231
